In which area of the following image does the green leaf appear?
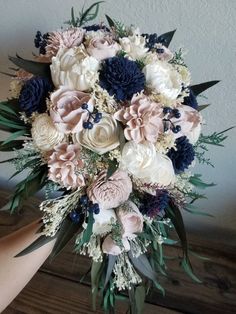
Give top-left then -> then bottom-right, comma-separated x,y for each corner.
184,204 -> 214,217
128,252 -> 158,282
157,30 -> 176,47
189,174 -> 216,189
71,7 -> 76,27
9,56 -> 51,78
0,140 -> 24,151
0,71 -> 16,77
50,217 -> 82,258
106,160 -> 118,179
79,1 -> 104,27
105,14 -> 115,28
15,234 -> 56,257
0,103 -> 18,116
134,285 -> 145,314
2,130 -> 26,145
91,260 -> 104,311
82,211 -> 94,243
104,255 -> 117,287
191,80 -> 220,96
181,258 -> 202,283
153,281 -> 165,296
198,104 -> 210,112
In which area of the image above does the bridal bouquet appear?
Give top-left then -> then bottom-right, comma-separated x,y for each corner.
0,3 -> 231,313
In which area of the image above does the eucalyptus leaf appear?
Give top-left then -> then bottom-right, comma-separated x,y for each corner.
0,71 -> 16,77
106,160 -> 118,179
181,258 -> 202,283
2,130 -> 26,145
0,103 -> 18,116
104,255 -> 117,287
198,104 -> 210,112
105,14 -> 115,28
0,140 -> 24,151
79,1 -> 104,27
128,252 -> 158,282
91,260 -> 104,310
189,174 -> 216,189
15,234 -> 56,257
157,30 -> 176,47
9,56 -> 51,78
50,217 -> 82,258
82,211 -> 94,243
134,285 -> 145,314
191,80 -> 220,96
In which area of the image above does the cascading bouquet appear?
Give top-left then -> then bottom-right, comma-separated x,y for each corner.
0,2 -> 232,313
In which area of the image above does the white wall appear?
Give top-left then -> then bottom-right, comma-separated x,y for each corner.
0,0 -> 236,235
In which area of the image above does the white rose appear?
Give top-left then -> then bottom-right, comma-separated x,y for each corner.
119,34 -> 148,60
120,141 -> 175,186
73,113 -> 122,154
31,114 -> 65,151
50,46 -> 100,91
93,207 -> 116,235
143,61 -> 182,100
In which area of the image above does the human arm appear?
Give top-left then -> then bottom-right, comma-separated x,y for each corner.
0,220 -> 56,312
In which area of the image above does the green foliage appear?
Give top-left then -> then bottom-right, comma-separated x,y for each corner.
189,174 -> 216,189
105,15 -> 128,37
158,30 -> 176,48
170,48 -> 187,67
106,159 -> 119,179
191,80 -> 220,96
65,2 -> 104,27
9,56 -> 51,78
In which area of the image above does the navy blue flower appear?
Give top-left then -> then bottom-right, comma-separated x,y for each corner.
140,190 -> 169,218
167,136 -> 195,173
83,24 -> 110,32
142,33 -> 159,50
183,88 -> 198,109
99,57 -> 145,101
19,77 -> 53,116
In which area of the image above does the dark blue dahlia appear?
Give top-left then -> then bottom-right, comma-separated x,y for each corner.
19,77 -> 53,116
167,136 -> 195,173
99,57 -> 145,101
140,190 -> 169,218
83,24 -> 110,32
34,31 -> 49,55
183,88 -> 198,109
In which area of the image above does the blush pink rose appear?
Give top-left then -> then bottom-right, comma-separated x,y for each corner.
114,94 -> 164,143
46,28 -> 85,58
102,235 -> 130,255
50,86 -> 94,134
86,34 -> 120,61
48,143 -> 85,189
116,201 -> 143,238
87,170 -> 132,210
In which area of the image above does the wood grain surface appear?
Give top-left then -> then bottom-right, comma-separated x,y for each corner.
0,190 -> 235,314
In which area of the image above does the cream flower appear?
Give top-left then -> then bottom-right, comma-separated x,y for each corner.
86,33 -> 120,61
116,201 -> 143,238
119,34 -> 148,60
46,28 -> 85,58
171,105 -> 202,144
31,114 -> 65,151
50,86 -> 94,134
175,65 -> 191,86
93,207 -> 117,235
87,170 -> 132,210
50,46 -> 100,91
48,143 -> 85,189
120,141 -> 175,186
74,113 -> 121,154
143,61 -> 182,100
114,94 -> 164,143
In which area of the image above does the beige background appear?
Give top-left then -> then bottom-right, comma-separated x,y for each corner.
0,0 -> 235,236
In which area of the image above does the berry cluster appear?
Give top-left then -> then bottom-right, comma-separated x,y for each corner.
70,194 -> 100,223
163,107 -> 181,134
34,31 -> 49,55
81,103 -> 103,129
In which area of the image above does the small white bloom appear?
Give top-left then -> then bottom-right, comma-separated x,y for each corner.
50,46 -> 100,91
175,64 -> 191,86
31,114 -> 65,151
143,61 -> 182,100
120,141 -> 175,186
92,207 -> 117,235
119,34 -> 148,60
73,113 -> 122,154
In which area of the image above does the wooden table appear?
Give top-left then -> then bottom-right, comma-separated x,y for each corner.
0,190 -> 235,314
